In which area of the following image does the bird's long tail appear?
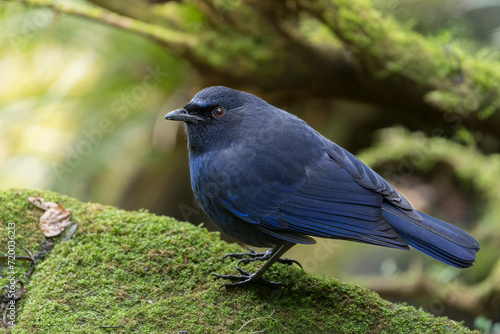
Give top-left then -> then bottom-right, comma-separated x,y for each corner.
382,203 -> 480,268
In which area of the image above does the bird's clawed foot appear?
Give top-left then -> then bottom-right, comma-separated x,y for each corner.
214,244 -> 295,288
212,266 -> 290,289
222,247 -> 302,268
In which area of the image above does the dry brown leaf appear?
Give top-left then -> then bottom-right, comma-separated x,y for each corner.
28,197 -> 58,210
28,197 -> 72,237
39,204 -> 72,237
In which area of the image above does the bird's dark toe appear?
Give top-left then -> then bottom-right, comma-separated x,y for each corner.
212,266 -> 290,289
223,247 -> 302,268
237,255 -> 302,269
276,258 -> 303,269
221,247 -> 265,262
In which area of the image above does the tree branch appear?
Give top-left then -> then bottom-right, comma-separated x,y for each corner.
14,0 -> 500,137
16,0 -> 196,55
296,0 -> 500,118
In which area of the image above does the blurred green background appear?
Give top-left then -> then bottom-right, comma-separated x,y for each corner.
1,0 -> 499,330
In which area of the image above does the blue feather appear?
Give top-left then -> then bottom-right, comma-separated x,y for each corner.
382,203 -> 480,268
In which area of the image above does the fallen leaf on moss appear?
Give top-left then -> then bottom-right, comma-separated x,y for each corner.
28,197 -> 73,237
28,197 -> 58,210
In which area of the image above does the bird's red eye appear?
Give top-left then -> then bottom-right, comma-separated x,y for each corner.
213,107 -> 225,118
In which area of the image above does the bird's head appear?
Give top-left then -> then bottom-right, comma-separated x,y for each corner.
165,86 -> 271,153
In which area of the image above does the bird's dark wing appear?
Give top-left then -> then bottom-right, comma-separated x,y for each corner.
322,138 -> 422,220
217,140 -> 410,249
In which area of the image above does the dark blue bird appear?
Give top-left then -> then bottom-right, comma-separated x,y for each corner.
164,86 -> 480,288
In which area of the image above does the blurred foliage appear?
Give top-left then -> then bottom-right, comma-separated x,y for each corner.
1,0 -> 500,328
0,1 -> 187,204
475,315 -> 500,334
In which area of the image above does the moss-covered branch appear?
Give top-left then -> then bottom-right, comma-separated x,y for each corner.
0,189 -> 477,333
295,0 -> 500,119
16,0 -> 196,54
14,0 -> 500,137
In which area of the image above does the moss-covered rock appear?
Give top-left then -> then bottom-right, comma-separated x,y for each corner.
0,189 -> 476,333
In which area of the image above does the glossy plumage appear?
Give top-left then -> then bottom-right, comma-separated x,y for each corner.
165,86 -> 480,286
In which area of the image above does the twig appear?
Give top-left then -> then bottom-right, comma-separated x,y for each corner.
236,309 -> 276,333
134,223 -> 146,232
86,311 -> 99,320
23,248 -> 34,260
84,289 -> 97,296
0,255 -> 36,277
67,300 -> 80,314
305,283 -> 320,290
23,248 -> 37,276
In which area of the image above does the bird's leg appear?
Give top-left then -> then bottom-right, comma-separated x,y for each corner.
223,246 -> 302,268
213,244 -> 295,288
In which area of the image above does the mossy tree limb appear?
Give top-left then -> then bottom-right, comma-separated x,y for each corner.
16,0 -> 196,54
295,0 -> 500,118
15,0 -> 500,135
0,189 -> 477,333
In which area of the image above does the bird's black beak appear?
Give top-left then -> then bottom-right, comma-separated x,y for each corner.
164,109 -> 203,123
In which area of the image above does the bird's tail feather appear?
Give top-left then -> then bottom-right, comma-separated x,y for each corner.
382,203 -> 480,268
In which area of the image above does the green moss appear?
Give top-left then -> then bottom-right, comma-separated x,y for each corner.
299,0 -> 500,118
0,189 -> 476,333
